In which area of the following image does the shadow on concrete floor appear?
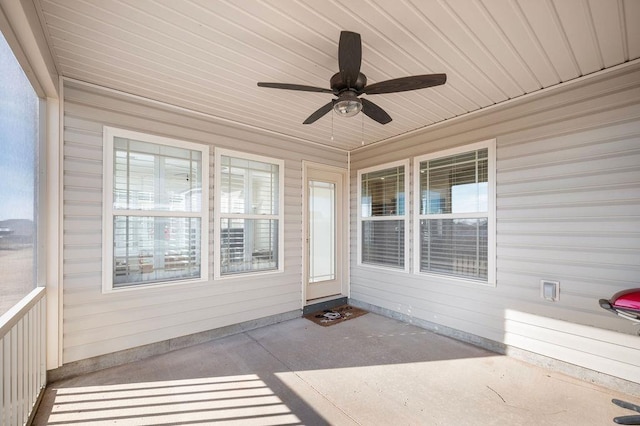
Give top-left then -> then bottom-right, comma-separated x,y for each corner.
33,313 -> 640,425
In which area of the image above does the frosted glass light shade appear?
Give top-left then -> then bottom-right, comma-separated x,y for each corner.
333,91 -> 362,117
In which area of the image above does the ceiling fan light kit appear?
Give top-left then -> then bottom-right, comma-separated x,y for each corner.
257,31 -> 447,125
334,91 -> 362,117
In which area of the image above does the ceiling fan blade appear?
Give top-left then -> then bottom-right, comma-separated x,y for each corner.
303,101 -> 334,124
362,74 -> 447,95
361,98 -> 392,124
338,31 -> 362,88
258,82 -> 333,93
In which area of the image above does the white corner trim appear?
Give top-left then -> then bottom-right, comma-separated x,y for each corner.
45,78 -> 63,370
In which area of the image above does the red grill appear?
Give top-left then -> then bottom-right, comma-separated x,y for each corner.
599,288 -> 640,323
599,289 -> 640,425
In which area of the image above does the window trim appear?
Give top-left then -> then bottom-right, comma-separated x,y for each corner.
214,148 -> 285,279
412,139 -> 496,286
102,126 -> 210,293
357,159 -> 410,273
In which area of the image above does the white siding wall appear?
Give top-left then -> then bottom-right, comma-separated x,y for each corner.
350,63 -> 640,384
61,81 -> 347,363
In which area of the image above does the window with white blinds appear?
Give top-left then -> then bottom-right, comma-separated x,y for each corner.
414,140 -> 495,284
358,160 -> 409,271
103,127 -> 209,292
216,150 -> 284,277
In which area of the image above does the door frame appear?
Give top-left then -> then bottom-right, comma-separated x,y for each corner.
302,161 -> 349,307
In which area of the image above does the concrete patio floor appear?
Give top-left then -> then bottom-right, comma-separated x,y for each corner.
33,312 -> 640,425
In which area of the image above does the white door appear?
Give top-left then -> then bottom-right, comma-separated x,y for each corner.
304,163 -> 347,302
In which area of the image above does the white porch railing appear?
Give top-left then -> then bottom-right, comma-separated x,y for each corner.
0,287 -> 46,426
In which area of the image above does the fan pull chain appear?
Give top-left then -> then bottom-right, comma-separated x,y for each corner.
331,110 -> 335,141
361,113 -> 365,145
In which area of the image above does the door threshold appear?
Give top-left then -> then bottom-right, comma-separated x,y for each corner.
303,296 -> 348,316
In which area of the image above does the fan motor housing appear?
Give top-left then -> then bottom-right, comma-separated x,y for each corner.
330,72 -> 367,93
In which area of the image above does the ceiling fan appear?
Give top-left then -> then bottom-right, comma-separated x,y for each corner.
257,31 -> 446,125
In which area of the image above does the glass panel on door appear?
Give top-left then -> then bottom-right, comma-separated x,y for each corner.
309,180 -> 335,283
304,164 -> 345,302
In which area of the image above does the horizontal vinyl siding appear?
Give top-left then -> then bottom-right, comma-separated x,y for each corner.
61,81 -> 347,363
349,64 -> 640,383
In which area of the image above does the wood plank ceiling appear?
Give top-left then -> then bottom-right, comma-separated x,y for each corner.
35,0 -> 640,151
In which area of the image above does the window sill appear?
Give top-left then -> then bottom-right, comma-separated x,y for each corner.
215,268 -> 284,281
414,270 -> 496,288
102,276 -> 209,294
356,262 -> 410,274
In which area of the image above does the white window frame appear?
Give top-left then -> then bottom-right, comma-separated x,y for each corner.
412,139 -> 496,286
102,126 -> 210,293
357,159 -> 410,273
214,148 -> 285,279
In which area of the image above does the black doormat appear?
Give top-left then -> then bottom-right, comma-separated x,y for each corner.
304,304 -> 367,327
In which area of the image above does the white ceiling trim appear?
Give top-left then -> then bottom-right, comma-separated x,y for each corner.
351,58 -> 640,152
0,0 -> 58,97
62,76 -> 349,153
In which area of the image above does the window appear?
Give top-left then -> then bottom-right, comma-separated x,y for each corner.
103,127 -> 209,292
358,160 -> 409,271
414,140 -> 495,284
0,31 -> 40,315
215,149 -> 284,277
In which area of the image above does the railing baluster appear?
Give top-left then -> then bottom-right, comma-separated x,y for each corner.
40,299 -> 46,393
3,336 -> 9,426
23,312 -> 29,423
28,306 -> 34,418
0,337 -> 3,424
18,316 -> 24,424
11,327 -> 17,426
39,297 -> 46,393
